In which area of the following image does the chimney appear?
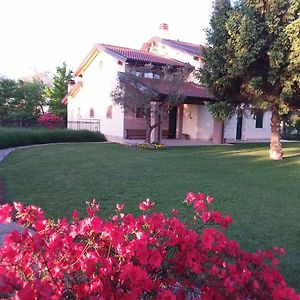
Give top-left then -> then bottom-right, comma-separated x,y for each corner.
67,80 -> 75,93
159,23 -> 169,37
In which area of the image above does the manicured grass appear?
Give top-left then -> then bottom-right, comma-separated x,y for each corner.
0,127 -> 106,149
0,143 -> 300,291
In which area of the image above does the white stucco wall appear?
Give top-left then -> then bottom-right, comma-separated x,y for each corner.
181,104 -> 214,141
244,111 -> 271,140
223,117 -> 237,140
182,104 -> 198,139
149,42 -> 202,83
224,111 -> 271,141
67,51 -> 125,137
197,105 -> 214,140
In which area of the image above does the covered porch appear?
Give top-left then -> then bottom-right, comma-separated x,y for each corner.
121,76 -> 224,144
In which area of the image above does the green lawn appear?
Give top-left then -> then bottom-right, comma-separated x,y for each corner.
0,143 -> 299,291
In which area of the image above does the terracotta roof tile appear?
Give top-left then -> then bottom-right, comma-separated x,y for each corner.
98,44 -> 186,67
142,37 -> 204,57
136,78 -> 213,100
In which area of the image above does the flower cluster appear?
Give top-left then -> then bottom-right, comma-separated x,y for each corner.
132,143 -> 165,150
0,193 -> 298,299
38,113 -> 63,129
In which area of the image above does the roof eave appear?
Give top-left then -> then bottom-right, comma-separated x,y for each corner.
147,37 -> 203,58
74,44 -> 127,77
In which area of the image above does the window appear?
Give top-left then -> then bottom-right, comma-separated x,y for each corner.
144,72 -> 153,78
136,108 -> 144,118
144,72 -> 160,79
255,110 -> 264,128
134,71 -> 142,77
89,108 -> 94,118
106,105 -> 112,119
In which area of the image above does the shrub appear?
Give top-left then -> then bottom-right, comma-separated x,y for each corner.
0,127 -> 106,149
38,113 -> 63,129
0,193 -> 298,299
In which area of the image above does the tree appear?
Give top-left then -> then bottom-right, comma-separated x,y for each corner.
0,77 -> 17,120
44,62 -> 73,122
111,64 -> 191,143
11,80 -> 46,120
0,77 -> 46,124
198,0 -> 300,159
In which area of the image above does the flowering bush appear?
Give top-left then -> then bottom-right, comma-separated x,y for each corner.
0,193 -> 299,299
38,113 -> 63,129
132,143 -> 165,150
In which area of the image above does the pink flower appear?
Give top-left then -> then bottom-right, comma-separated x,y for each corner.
116,203 -> 125,211
139,198 -> 155,211
158,290 -> 176,300
148,249 -> 163,269
185,192 -> 196,204
207,196 -> 214,204
201,211 -> 211,222
0,192 -> 297,299
202,228 -> 216,250
72,209 -> 79,219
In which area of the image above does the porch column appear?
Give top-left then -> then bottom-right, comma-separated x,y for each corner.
177,104 -> 184,139
212,120 -> 224,144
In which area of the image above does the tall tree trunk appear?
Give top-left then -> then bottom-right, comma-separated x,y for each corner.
270,107 -> 283,160
145,112 -> 152,144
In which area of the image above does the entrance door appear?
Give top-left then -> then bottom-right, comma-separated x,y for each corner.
168,106 -> 177,139
236,112 -> 243,140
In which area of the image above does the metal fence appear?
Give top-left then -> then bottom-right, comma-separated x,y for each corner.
67,119 -> 101,132
0,119 -> 38,128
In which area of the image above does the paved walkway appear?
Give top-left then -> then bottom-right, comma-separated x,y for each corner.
0,147 -> 19,244
105,135 -> 218,146
0,147 -> 18,162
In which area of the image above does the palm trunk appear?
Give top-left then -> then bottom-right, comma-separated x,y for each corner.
269,107 -> 283,160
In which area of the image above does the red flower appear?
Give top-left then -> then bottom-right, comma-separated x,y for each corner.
148,249 -> 163,269
116,203 -> 125,211
158,290 -> 176,300
0,192 -> 298,299
139,198 -> 155,211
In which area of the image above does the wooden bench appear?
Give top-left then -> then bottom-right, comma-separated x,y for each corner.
162,130 -> 169,139
126,129 -> 146,139
126,129 -> 169,139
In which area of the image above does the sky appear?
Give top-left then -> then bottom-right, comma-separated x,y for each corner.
0,0 -> 213,79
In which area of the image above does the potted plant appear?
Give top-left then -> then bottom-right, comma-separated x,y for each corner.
182,133 -> 190,140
